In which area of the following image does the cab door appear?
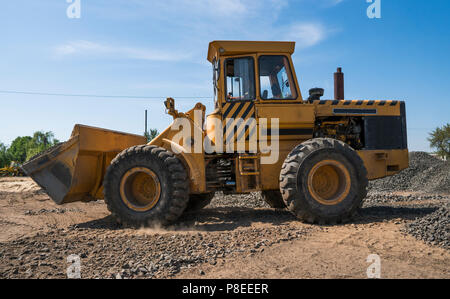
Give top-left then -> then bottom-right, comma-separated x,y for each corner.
220,55 -> 258,154
255,54 -> 315,190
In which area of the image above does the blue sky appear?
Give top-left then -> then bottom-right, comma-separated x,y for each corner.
1,0 -> 449,151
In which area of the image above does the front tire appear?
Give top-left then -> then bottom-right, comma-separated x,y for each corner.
279,138 -> 368,224
104,145 -> 189,227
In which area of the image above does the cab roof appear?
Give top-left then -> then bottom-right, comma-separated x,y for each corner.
207,40 -> 296,62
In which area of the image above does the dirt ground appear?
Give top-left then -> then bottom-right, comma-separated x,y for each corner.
0,177 -> 109,243
0,177 -> 449,279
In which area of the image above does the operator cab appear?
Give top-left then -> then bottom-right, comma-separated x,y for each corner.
207,40 -> 302,107
206,41 -> 303,149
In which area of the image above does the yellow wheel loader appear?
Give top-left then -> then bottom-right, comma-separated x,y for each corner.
22,41 -> 409,226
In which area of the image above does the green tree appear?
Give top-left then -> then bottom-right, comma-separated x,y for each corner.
144,129 -> 159,143
25,131 -> 60,161
7,136 -> 32,163
0,142 -> 12,167
428,123 -> 450,160
3,131 -> 60,164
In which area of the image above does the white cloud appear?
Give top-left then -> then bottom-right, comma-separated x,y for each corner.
127,0 -> 248,18
331,0 -> 344,5
317,0 -> 345,7
119,0 -> 288,26
203,0 -> 248,16
285,23 -> 327,48
55,40 -> 106,55
55,40 -> 189,61
57,0 -> 336,63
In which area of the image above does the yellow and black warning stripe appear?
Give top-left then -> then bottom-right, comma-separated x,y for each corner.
318,100 -> 400,106
316,100 -> 403,117
222,101 -> 256,145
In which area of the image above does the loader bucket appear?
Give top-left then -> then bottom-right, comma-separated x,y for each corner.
21,125 -> 147,205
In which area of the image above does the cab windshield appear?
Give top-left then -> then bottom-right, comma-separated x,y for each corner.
225,57 -> 255,102
259,55 -> 297,100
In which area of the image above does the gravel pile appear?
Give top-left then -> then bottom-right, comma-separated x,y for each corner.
0,224 -> 312,279
364,192 -> 449,206
24,208 -> 83,216
403,205 -> 449,249
209,152 -> 449,208
369,152 -> 450,194
210,192 -> 269,208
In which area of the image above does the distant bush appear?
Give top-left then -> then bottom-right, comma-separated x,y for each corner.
7,136 -> 32,163
0,143 -> 13,168
24,131 -> 60,161
0,131 -> 60,167
144,129 -> 159,143
428,123 -> 449,160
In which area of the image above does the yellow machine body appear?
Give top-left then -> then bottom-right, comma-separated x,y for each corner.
22,40 -> 409,205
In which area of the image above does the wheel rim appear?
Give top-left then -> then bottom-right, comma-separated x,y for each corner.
120,167 -> 161,212
307,160 -> 351,206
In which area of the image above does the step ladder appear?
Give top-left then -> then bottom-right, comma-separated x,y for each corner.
237,155 -> 260,192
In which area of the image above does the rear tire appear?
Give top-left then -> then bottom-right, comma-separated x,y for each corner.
279,138 -> 368,224
261,190 -> 286,209
103,145 -> 189,227
185,193 -> 215,212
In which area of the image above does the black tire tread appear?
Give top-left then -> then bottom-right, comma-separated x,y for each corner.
279,138 -> 368,224
103,145 -> 189,227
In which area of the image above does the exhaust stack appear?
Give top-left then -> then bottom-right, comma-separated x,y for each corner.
334,67 -> 344,100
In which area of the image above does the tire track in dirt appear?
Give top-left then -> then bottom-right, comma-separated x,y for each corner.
176,222 -> 449,279
1,177 -> 449,279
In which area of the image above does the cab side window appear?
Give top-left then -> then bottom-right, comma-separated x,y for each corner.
259,55 -> 297,100
225,57 -> 255,102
